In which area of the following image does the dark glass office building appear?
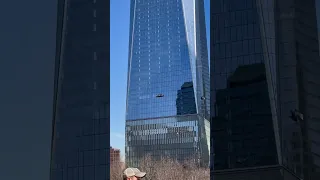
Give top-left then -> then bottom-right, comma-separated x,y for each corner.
125,0 -> 210,167
50,0 -> 109,180
211,0 -> 320,179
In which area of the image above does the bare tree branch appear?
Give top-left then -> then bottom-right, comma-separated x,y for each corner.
110,155 -> 209,180
110,162 -> 125,180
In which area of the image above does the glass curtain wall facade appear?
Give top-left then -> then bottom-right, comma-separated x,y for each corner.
213,63 -> 278,170
211,0 -> 320,179
50,0 -> 109,180
277,0 -> 320,179
211,0 -> 279,178
125,0 -> 210,167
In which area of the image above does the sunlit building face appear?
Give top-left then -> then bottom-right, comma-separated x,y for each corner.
125,0 -> 210,168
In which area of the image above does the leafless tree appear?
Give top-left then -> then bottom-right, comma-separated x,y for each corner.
139,155 -> 210,180
110,162 -> 126,180
110,155 -> 209,180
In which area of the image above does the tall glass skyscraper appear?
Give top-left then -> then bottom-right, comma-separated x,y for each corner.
211,0 -> 320,179
125,0 -> 210,167
50,0 -> 109,180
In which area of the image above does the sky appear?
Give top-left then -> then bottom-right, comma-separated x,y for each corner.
110,0 -> 211,159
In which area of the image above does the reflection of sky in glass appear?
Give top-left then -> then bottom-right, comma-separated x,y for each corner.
126,0 -> 195,121
125,0 -> 209,167
181,0 -> 197,108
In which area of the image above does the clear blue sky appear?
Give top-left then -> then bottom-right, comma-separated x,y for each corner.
110,0 -> 210,158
